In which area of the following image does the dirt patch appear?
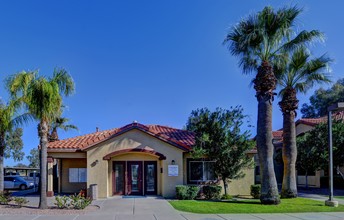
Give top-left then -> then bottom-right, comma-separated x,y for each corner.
0,204 -> 100,215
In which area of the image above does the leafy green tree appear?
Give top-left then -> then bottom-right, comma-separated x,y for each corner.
14,162 -> 28,168
186,106 -> 254,196
0,99 -> 30,192
5,128 -> 25,162
296,120 -> 344,176
7,68 -> 75,209
276,46 -> 331,198
27,148 -> 39,168
224,5 -> 320,204
296,133 -> 325,188
301,79 -> 344,117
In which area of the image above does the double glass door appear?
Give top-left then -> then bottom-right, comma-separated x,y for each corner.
113,161 -> 157,195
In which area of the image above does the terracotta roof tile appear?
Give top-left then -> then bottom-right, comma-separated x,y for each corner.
48,123 -> 194,151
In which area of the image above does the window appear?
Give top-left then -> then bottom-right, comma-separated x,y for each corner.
69,168 -> 87,183
187,159 -> 216,183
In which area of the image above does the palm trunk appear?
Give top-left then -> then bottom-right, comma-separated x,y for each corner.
281,112 -> 298,198
38,121 -> 49,209
257,95 -> 280,204
0,133 -> 5,192
255,62 -> 280,205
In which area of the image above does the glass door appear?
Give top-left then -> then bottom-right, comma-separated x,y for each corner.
113,161 -> 125,195
127,161 -> 143,195
144,161 -> 157,195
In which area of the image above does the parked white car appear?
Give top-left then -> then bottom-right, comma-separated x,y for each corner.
4,176 -> 33,190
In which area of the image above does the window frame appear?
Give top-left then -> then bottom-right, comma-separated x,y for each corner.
187,158 -> 216,184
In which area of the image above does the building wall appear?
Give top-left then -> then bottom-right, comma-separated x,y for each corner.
61,158 -> 87,193
183,153 -> 255,196
86,129 -> 184,198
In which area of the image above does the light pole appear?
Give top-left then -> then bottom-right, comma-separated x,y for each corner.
325,102 -> 344,207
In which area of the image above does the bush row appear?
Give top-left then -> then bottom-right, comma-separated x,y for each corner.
55,194 -> 92,210
0,191 -> 28,207
176,185 -> 222,200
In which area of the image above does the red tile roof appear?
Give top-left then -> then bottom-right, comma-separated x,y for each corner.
272,130 -> 283,140
48,123 -> 195,152
296,111 -> 344,126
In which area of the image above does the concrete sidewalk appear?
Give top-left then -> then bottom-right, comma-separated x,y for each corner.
1,196 -> 344,220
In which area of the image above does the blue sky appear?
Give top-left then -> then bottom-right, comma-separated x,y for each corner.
1,0 -> 343,166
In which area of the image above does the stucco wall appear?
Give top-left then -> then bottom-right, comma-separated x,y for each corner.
61,158 -> 87,193
86,129 -> 184,198
183,153 -> 255,196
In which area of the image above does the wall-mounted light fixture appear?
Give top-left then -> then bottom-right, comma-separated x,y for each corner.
171,160 -> 175,165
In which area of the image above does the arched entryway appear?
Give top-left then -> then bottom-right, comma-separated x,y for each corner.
103,148 -> 166,196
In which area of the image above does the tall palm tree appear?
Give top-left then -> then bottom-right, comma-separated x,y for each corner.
277,46 -> 332,198
0,98 -> 31,191
6,68 -> 75,209
49,116 -> 78,142
224,6 -> 322,204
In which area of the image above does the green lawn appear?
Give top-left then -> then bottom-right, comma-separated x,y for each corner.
169,198 -> 344,214
336,196 -> 344,199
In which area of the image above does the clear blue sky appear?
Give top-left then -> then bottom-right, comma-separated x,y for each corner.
1,0 -> 343,166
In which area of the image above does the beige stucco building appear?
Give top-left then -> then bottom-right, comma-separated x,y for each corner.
47,122 -> 255,198
254,112 -> 344,188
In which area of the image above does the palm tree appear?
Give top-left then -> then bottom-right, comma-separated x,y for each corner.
224,6 -> 322,204
0,98 -> 31,191
49,116 -> 78,142
6,68 -> 74,209
277,46 -> 332,198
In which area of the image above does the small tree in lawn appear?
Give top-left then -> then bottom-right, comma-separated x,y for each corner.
186,106 -> 254,196
296,133 -> 324,188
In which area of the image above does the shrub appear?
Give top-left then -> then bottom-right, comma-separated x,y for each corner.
70,194 -> 92,210
0,191 -> 12,205
176,185 -> 200,200
203,185 -> 222,200
55,195 -> 72,209
221,194 -> 233,200
176,185 -> 188,200
187,186 -> 199,200
13,197 -> 28,208
250,184 -> 261,199
55,194 -> 92,209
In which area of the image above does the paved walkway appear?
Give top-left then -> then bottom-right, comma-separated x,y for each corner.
1,196 -> 344,220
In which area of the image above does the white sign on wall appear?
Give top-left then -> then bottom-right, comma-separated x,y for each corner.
168,165 -> 178,176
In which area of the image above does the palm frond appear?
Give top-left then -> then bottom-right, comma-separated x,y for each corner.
51,68 -> 75,96
280,30 -> 324,52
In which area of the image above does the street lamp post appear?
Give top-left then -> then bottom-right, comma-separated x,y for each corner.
325,102 -> 344,207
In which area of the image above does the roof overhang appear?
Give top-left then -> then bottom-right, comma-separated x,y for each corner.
103,148 -> 167,160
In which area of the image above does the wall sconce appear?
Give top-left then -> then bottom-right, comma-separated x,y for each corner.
91,160 -> 99,167
171,160 -> 175,165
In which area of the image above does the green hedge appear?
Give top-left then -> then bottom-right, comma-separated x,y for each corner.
176,185 -> 200,200
202,185 -> 222,200
250,184 -> 261,199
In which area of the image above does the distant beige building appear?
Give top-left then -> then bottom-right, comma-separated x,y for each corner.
255,112 -> 344,188
47,122 -> 255,198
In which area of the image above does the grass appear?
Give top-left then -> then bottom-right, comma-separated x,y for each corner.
336,196 -> 344,199
169,198 -> 344,214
